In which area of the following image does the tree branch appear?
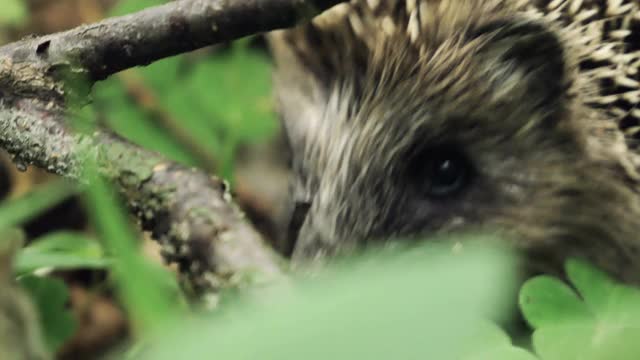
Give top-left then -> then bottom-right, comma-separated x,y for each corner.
0,0 -> 344,81
0,87 -> 285,297
0,0 -> 345,296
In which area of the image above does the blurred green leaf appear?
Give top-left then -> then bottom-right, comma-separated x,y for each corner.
138,56 -> 182,95
137,238 -> 520,360
459,322 -> 538,360
18,275 -> 77,353
92,39 -> 277,182
520,259 -> 640,360
179,42 -> 277,180
92,77 -> 200,167
82,168 -> 182,333
15,232 -> 109,275
0,179 -> 77,231
519,276 -> 589,329
0,0 -> 28,26
186,43 -> 277,143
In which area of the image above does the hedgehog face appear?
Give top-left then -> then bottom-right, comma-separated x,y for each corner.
270,0 -> 640,281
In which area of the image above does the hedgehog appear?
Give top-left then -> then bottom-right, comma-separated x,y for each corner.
267,0 -> 640,282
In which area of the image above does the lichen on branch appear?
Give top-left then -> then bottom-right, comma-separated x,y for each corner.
0,0 -> 346,296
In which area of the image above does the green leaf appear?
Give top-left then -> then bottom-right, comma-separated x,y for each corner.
565,259 -> 640,322
180,41 -> 278,180
460,322 -> 539,360
138,56 -> 182,96
0,0 -> 28,26
463,347 -> 539,360
18,275 -> 77,353
15,232 -> 110,275
533,323 -> 640,360
565,259 -> 616,313
82,169 -> 183,333
520,258 -> 640,360
519,276 -> 590,328
186,44 -> 278,144
91,78 -> 200,167
0,179 -> 77,231
136,240 -> 520,360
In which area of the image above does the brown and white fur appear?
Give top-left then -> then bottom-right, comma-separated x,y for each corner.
268,0 -> 640,282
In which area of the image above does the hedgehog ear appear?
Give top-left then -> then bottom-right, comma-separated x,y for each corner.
473,19 -> 568,117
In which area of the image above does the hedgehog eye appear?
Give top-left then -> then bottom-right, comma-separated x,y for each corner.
408,146 -> 472,198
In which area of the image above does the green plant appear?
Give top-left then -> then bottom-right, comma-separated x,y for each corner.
520,259 -> 640,360
91,0 -> 277,183
0,0 -> 27,27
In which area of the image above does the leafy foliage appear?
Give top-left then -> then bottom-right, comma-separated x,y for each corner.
520,259 -> 640,360
14,231 -> 109,276
122,254 -> 640,360
1,0 -> 273,353
458,322 -> 537,360
136,241 -> 525,360
18,275 -> 76,353
81,162 -> 184,334
0,182 -> 98,354
91,0 -> 277,182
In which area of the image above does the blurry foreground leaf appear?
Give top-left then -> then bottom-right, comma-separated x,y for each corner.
136,237 -> 519,360
18,275 -> 76,353
459,322 -> 538,360
15,231 -> 109,276
82,170 -> 182,334
520,259 -> 640,360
